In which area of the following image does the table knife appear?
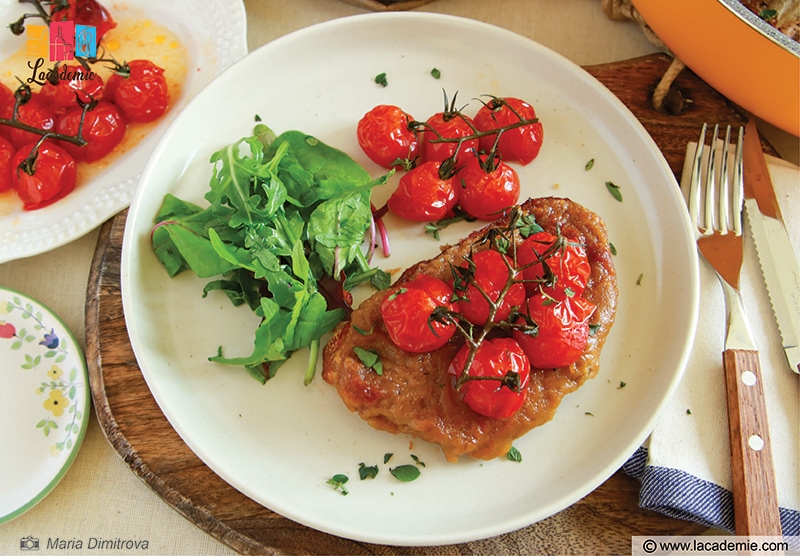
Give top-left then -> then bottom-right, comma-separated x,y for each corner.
742,119 -> 800,374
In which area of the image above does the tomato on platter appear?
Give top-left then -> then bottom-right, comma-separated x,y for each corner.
512,293 -> 596,369
473,96 -> 543,165
40,64 -> 105,113
357,104 -> 419,169
448,337 -> 531,419
0,136 -> 15,192
456,153 -> 520,221
420,108 -> 479,165
56,101 -> 126,162
0,83 -> 14,140
50,0 -> 117,44
380,275 -> 456,353
386,160 -> 458,222
10,141 -> 77,210
517,231 -> 591,300
453,248 -> 526,326
106,60 -> 168,123
7,94 -> 55,150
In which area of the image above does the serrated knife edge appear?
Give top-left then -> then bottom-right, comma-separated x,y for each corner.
744,198 -> 800,374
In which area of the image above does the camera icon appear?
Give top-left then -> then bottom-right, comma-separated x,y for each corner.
19,536 -> 39,550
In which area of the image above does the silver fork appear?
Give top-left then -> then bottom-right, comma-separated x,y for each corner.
688,124 -> 782,535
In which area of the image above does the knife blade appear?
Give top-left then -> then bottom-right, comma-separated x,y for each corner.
743,119 -> 800,374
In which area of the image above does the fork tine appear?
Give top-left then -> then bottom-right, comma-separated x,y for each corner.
719,125 -> 732,235
704,124 -> 720,233
688,123 -> 707,231
732,126 -> 744,236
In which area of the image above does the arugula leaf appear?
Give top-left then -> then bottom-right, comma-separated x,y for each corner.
151,126 -> 390,385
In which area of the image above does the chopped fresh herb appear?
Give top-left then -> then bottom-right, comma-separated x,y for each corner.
383,453 -> 393,464
514,212 -> 543,238
430,67 -> 441,79
390,464 -> 421,482
327,474 -> 349,495
507,446 -> 522,462
585,158 -> 595,171
387,287 -> 408,302
585,411 -> 594,416
254,114 -> 262,122
411,454 -> 426,467
354,346 -> 383,375
605,181 -> 623,202
588,323 -> 600,336
759,8 -> 778,19
609,242 -> 617,256
636,273 -> 643,286
375,72 -> 388,87
358,463 -> 379,480
352,324 -> 374,336
618,381 -> 627,389
686,409 -> 692,415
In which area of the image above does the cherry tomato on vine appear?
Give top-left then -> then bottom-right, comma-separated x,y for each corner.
380,275 -> 456,353
10,141 -> 77,210
473,96 -> 544,165
448,337 -> 530,419
0,137 -> 14,192
50,0 -> 117,44
386,160 -> 458,222
454,248 -> 526,326
357,104 -> 419,169
512,294 -> 596,369
106,60 -> 168,123
0,83 -> 14,140
420,110 -> 478,165
56,101 -> 126,162
456,153 -> 520,221
7,94 -> 55,150
517,231 -> 591,300
40,64 -> 105,113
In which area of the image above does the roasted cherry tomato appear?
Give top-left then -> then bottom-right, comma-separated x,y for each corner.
387,160 -> 457,222
357,104 -> 419,169
454,248 -> 526,326
448,337 -> 530,419
56,101 -> 126,162
0,83 -> 14,140
7,94 -> 55,150
473,96 -> 544,165
51,0 -> 117,44
40,64 -> 105,113
106,60 -> 168,123
420,110 -> 478,165
380,275 -> 456,353
517,231 -> 591,300
513,294 -> 596,369
0,136 -> 14,192
10,141 -> 77,210
456,153 -> 520,221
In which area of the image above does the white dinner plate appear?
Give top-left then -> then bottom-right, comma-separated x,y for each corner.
0,0 -> 247,264
0,286 -> 89,523
122,13 -> 699,546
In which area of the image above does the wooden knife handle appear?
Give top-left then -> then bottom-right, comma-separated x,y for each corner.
723,348 -> 783,535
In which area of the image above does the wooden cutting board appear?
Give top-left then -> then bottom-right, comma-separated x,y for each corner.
85,53 -> 763,555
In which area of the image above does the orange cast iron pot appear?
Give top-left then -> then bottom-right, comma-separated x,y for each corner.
630,0 -> 800,137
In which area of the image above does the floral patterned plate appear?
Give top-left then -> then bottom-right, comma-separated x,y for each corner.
0,286 -> 89,523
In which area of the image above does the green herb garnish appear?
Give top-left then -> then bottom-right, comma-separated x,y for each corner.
585,158 -> 595,171
354,346 -> 383,375
390,464 -> 421,482
507,446 -> 522,462
374,72 -> 388,87
430,67 -> 441,79
327,474 -> 349,495
358,463 -> 379,480
605,180 -> 623,202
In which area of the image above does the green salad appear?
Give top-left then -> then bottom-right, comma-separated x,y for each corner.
151,124 -> 391,384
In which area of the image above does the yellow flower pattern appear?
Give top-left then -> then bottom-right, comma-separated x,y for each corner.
43,390 -> 68,417
47,365 -> 63,380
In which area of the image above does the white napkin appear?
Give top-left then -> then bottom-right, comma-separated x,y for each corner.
623,143 -> 800,535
